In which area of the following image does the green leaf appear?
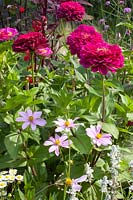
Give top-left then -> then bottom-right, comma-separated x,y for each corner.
18,188 -> 26,200
4,133 -> 23,159
72,134 -> 92,154
102,123 -> 119,139
84,84 -> 102,97
127,113 -> 133,120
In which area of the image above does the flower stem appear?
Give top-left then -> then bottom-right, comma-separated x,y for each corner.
102,76 -> 106,122
63,184 -> 67,200
31,52 -> 35,87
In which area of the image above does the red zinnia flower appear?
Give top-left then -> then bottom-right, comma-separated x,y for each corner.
57,1 -> 85,21
12,32 -> 48,53
67,24 -> 103,56
79,42 -> 124,75
19,6 -> 25,13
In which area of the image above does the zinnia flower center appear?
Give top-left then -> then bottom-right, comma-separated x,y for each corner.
64,121 -> 70,127
96,133 -> 102,139
29,116 -> 34,122
97,47 -> 107,52
65,178 -> 73,186
41,49 -> 47,53
8,31 -> 13,36
55,139 -> 61,145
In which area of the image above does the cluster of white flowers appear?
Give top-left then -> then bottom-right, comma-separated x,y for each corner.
0,169 -> 23,197
100,145 -> 121,200
84,163 -> 94,183
109,145 -> 121,176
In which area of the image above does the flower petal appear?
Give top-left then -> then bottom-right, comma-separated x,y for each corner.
22,122 -> 30,129
30,123 -> 36,130
86,128 -> 96,138
33,111 -> 42,119
74,175 -> 87,183
43,140 -> 54,146
16,117 -> 26,122
72,183 -> 81,192
18,111 -> 28,118
26,109 -> 33,117
49,145 -> 57,153
33,119 -> 46,126
55,127 -> 64,132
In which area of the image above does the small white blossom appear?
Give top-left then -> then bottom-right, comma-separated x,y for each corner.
9,169 -> 17,175
84,163 -> 94,182
100,176 -> 109,193
129,160 -> 133,169
15,175 -> 23,181
129,184 -> 133,191
0,181 -> 7,189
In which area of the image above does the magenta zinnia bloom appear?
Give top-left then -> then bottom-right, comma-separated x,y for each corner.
16,109 -> 46,130
44,134 -> 72,156
57,1 -> 85,21
54,118 -> 79,132
0,27 -> 18,41
67,24 -> 103,56
79,42 -> 124,75
35,47 -> 53,57
12,32 -> 48,53
86,124 -> 112,147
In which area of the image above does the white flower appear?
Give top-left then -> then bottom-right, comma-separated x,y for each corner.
15,175 -> 23,181
100,176 -> 109,193
9,169 -> 17,175
0,181 -> 7,189
129,184 -> 133,191
0,175 -> 4,181
0,171 -> 8,175
129,160 -> 133,168
84,163 -> 93,182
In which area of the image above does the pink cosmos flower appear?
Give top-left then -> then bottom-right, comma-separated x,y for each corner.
35,47 -> 53,57
57,1 -> 85,21
86,124 -> 112,147
79,42 -> 124,75
54,118 -> 78,132
16,109 -> 46,130
67,24 -> 103,56
43,134 -> 72,156
0,27 -> 18,41
66,175 -> 87,192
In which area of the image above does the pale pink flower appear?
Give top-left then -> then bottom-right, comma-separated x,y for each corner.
86,124 -> 112,147
43,134 -> 72,156
54,118 -> 78,132
66,175 -> 87,192
16,109 -> 46,130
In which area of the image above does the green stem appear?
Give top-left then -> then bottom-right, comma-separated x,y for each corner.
31,53 -> 35,87
63,184 -> 67,200
102,77 -> 106,122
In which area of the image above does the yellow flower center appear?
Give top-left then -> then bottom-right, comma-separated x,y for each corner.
8,31 -> 13,36
55,139 -> 60,145
96,133 -> 102,139
29,116 -> 34,122
64,121 -> 70,127
65,178 -> 73,186
97,47 -> 107,53
41,49 -> 47,53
